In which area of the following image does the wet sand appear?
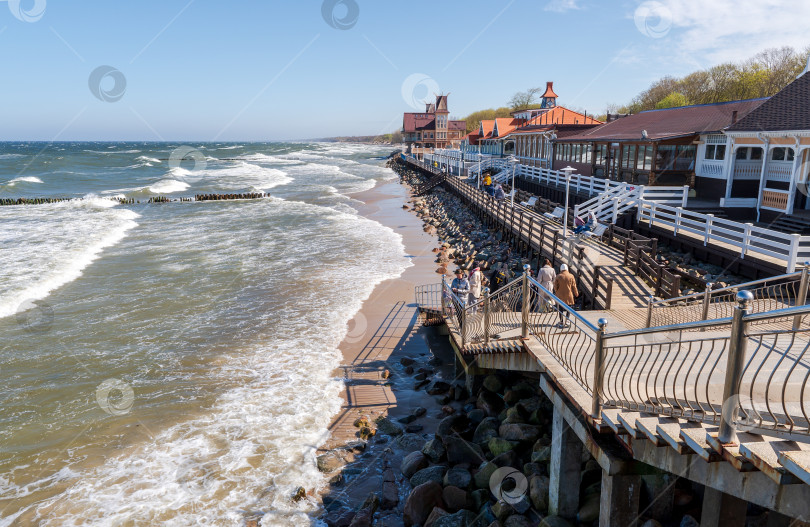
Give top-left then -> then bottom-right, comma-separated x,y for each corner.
323,178 -> 446,450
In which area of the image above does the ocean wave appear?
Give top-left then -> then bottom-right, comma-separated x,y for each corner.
4,176 -> 44,187
0,200 -> 140,320
0,153 -> 25,159
4,198 -> 411,526
148,179 -> 190,194
83,149 -> 142,155
136,156 -> 161,164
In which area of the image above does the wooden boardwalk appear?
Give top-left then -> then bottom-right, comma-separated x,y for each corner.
425,160 -> 658,310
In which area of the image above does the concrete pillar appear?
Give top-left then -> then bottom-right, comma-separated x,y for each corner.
640,473 -> 674,521
600,470 -> 641,527
549,406 -> 581,519
701,487 -> 747,527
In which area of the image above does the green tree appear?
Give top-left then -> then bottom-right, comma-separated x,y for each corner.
655,92 -> 689,109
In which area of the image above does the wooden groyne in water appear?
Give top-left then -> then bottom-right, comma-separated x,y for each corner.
0,193 -> 272,206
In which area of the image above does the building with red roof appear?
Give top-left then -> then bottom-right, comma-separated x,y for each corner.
402,94 -> 466,154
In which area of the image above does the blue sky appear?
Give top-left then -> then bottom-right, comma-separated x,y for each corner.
0,0 -> 808,141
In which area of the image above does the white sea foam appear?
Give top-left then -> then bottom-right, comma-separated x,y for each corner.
148,179 -> 190,194
0,199 -> 139,320
4,176 -> 43,186
0,153 -> 25,159
135,155 -> 161,164
5,198 -> 411,526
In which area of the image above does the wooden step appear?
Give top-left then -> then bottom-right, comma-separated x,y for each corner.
636,416 -> 677,447
739,441 -> 810,485
706,431 -> 759,472
601,409 -> 624,435
777,451 -> 810,486
656,420 -> 704,455
616,412 -> 646,439
680,424 -> 722,462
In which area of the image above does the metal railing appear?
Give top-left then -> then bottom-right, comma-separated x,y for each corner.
601,294 -> 810,441
646,265 -> 810,328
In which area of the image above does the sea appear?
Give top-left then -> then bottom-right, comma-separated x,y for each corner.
0,142 -> 410,526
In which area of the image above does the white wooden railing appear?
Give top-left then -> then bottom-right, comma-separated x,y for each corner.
637,202 -> 810,271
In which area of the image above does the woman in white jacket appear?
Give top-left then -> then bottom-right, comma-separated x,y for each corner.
536,258 -> 556,311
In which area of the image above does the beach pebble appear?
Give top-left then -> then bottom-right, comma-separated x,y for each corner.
422,438 -> 446,463
397,433 -> 425,452
499,423 -> 540,442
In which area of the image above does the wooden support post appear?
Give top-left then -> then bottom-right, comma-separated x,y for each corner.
599,470 -> 641,527
549,406 -> 581,520
700,487 -> 747,527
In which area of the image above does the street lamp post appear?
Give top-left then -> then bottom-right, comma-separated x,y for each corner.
510,155 -> 518,207
561,166 -> 576,238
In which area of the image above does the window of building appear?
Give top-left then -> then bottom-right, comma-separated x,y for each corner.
705,144 -> 726,161
771,147 -> 795,162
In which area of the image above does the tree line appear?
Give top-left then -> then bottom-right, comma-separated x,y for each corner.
606,46 -> 810,115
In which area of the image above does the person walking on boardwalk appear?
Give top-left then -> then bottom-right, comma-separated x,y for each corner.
451,269 -> 471,307
553,263 -> 578,328
493,183 -> 506,201
537,259 -> 556,312
469,266 -> 487,308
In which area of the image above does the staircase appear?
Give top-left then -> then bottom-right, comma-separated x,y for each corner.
769,215 -> 810,235
574,183 -> 641,224
413,173 -> 446,196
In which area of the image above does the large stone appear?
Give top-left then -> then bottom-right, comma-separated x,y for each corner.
396,433 -> 425,453
427,380 -> 452,395
529,475 -> 550,512
577,492 -> 601,523
680,516 -> 699,527
531,446 -> 551,463
381,469 -> 398,510
474,461 -> 498,489
424,507 -> 448,527
477,390 -> 505,417
348,507 -> 373,527
498,423 -> 540,442
444,436 -> 485,465
482,375 -> 503,393
443,467 -> 472,489
467,409 -> 486,424
442,485 -> 469,512
488,437 -> 517,458
504,516 -> 531,527
437,414 -> 469,437
404,481 -> 445,527
539,516 -> 573,527
375,417 -> 403,437
473,417 -> 501,444
422,438 -> 446,462
401,451 -> 429,478
434,510 -> 478,527
317,452 -> 345,473
523,463 -> 543,478
491,500 -> 514,521
410,465 -> 448,487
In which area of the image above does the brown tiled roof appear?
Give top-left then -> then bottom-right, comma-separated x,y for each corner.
449,120 -> 466,131
558,98 -> 768,142
727,71 -> 810,132
402,113 -> 436,132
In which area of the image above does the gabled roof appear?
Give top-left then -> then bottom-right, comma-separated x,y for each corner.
525,106 -> 602,127
727,71 -> 810,132
492,118 -> 523,139
402,113 -> 436,132
479,120 -> 495,138
558,98 -> 768,142
463,131 -> 481,145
